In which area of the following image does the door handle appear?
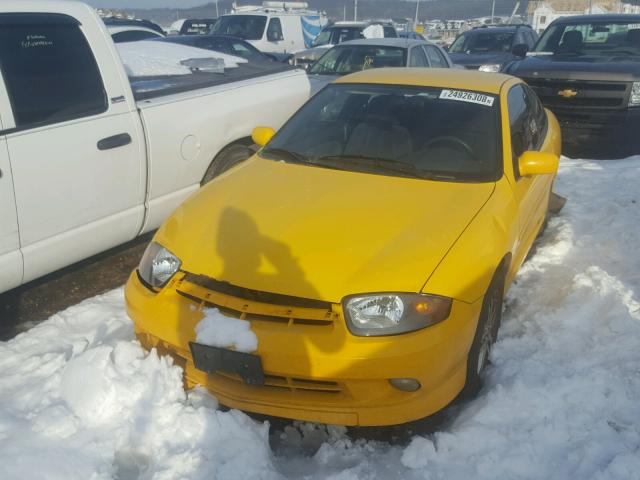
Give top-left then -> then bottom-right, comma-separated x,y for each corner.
97,133 -> 132,151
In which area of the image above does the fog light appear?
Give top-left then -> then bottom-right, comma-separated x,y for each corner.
389,378 -> 421,392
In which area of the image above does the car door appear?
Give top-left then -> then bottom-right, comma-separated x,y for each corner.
0,110 -> 22,293
0,13 -> 146,284
507,83 -> 551,259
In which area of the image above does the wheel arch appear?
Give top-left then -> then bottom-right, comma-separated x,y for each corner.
421,180 -> 518,303
200,136 -> 256,185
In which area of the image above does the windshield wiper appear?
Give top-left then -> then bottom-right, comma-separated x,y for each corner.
261,147 -> 308,163
311,155 -> 434,179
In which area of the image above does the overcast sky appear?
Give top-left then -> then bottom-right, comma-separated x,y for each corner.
87,0 -> 207,8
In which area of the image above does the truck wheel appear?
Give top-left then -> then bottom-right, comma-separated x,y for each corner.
201,144 -> 253,185
461,266 -> 506,398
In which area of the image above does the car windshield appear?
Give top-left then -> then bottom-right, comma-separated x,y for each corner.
534,21 -> 640,57
309,45 -> 406,75
312,27 -> 364,46
449,31 -> 514,53
261,84 -> 500,182
211,15 -> 267,40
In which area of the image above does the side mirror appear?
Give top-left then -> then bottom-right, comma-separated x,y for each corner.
518,151 -> 559,177
252,126 -> 275,147
511,43 -> 529,57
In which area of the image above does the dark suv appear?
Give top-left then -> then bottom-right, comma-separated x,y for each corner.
504,14 -> 640,158
448,24 -> 538,72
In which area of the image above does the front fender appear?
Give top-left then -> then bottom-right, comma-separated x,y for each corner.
421,177 -> 518,303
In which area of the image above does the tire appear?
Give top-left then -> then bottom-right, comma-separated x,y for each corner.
201,143 -> 254,185
461,266 -> 506,398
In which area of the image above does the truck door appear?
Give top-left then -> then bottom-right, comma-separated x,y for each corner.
0,12 -> 146,283
265,16 -> 287,52
0,111 -> 22,293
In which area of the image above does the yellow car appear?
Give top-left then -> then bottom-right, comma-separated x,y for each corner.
125,69 -> 561,427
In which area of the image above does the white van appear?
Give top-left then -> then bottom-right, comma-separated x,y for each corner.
211,1 -> 327,53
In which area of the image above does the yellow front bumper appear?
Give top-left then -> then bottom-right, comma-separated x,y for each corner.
125,271 -> 483,426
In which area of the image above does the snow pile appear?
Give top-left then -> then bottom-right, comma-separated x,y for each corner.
117,41 -> 248,77
1,157 -> 640,479
0,291 -> 276,480
195,308 -> 258,353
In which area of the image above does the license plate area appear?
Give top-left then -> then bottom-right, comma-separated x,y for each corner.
189,342 -> 264,386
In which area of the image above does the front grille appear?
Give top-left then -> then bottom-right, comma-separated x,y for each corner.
213,370 -> 343,394
175,273 -> 339,327
525,78 -> 630,111
464,65 -> 480,70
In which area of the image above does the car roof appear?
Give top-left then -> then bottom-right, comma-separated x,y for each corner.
550,13 -> 640,24
334,68 -> 512,95
107,25 -> 163,35
339,38 -> 432,48
466,26 -> 525,34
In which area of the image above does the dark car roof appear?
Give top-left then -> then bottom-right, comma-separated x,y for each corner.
550,13 -> 640,24
466,25 -> 531,35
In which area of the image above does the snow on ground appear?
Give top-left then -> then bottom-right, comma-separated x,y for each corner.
1,157 -> 640,479
116,41 -> 247,77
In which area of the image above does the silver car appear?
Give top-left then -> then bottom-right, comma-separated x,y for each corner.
307,38 -> 454,95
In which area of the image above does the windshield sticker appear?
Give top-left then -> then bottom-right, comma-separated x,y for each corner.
439,89 -> 495,107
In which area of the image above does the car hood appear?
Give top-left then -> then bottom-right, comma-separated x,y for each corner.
506,54 -> 640,81
156,158 -> 495,303
448,52 -> 513,67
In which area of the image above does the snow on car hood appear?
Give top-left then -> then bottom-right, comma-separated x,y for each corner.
116,40 -> 248,77
154,157 -> 495,303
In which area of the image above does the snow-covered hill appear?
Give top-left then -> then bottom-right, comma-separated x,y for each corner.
1,157 -> 639,480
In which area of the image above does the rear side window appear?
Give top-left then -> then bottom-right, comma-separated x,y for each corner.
112,30 -> 160,43
0,14 -> 107,129
409,46 -> 428,67
424,45 -> 448,67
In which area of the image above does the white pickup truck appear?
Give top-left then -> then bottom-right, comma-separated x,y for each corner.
0,0 -> 310,294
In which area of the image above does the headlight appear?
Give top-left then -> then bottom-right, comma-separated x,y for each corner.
138,241 -> 181,289
629,82 -> 640,107
478,64 -> 501,73
343,293 -> 452,336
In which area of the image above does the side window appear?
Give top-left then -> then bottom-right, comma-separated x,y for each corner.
383,26 -> 397,38
0,14 -> 107,129
112,30 -> 160,43
523,85 -> 547,150
508,84 -> 534,177
266,18 -> 283,41
424,45 -> 448,67
409,46 -> 428,67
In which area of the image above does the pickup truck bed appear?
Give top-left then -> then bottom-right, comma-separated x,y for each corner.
130,61 -> 297,101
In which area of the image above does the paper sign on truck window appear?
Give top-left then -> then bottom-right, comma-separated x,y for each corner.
439,89 -> 495,107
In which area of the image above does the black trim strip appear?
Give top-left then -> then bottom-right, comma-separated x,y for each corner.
183,272 -> 333,310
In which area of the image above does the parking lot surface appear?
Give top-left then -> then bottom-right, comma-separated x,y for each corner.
0,235 -> 150,341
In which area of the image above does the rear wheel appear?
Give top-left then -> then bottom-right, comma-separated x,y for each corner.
462,267 -> 505,397
201,143 -> 254,185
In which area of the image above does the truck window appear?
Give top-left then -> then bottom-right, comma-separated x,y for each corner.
267,18 -> 283,42
0,14 -> 107,129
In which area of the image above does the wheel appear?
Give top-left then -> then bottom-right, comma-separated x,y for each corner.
461,266 -> 505,397
201,143 -> 254,185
